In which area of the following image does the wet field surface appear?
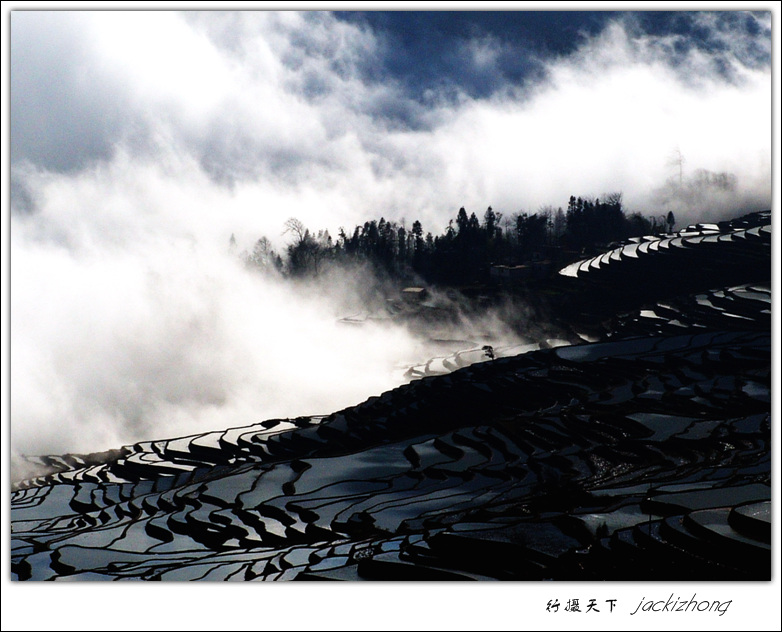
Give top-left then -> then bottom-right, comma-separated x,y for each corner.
11,211 -> 771,581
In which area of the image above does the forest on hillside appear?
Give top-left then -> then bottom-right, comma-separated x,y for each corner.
237,193 -> 677,287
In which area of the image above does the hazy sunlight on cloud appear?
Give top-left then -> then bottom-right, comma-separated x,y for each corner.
9,10 -> 771,456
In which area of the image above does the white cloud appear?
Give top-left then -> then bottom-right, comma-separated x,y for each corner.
11,214 -> 427,455
432,19 -> 771,221
9,11 -> 772,455
12,11 -> 771,226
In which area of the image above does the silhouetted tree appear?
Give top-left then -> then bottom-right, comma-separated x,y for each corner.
285,218 -> 325,276
666,211 -> 676,233
456,207 -> 469,235
243,236 -> 283,275
241,188 -> 675,287
484,206 -> 499,239
516,212 -> 548,260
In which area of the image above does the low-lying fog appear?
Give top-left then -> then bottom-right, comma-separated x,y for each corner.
11,221 -> 536,459
9,11 -> 771,460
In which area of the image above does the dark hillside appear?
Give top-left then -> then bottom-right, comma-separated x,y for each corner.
11,211 -> 771,581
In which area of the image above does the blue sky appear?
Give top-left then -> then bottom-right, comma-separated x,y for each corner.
335,11 -> 770,100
